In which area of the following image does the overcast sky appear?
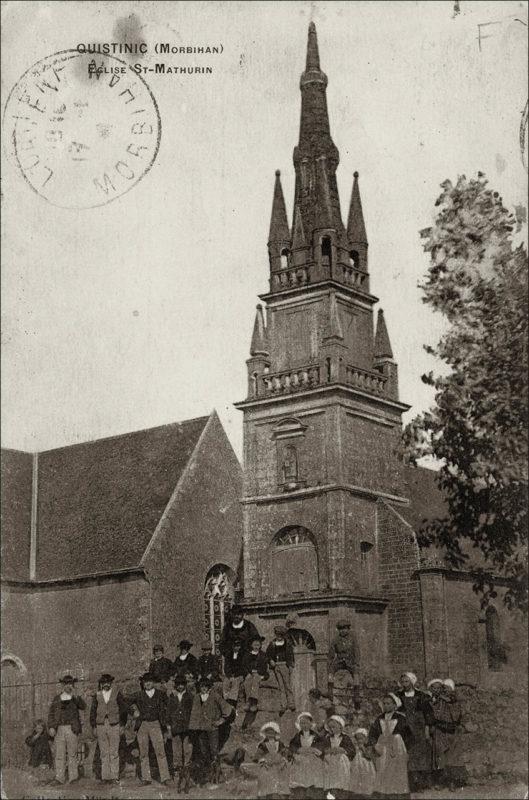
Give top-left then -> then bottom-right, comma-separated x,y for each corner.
2,0 -> 527,459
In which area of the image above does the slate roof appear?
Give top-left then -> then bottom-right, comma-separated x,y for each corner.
1,449 -> 33,581
401,464 -> 487,570
1,415 -> 211,582
401,464 -> 447,536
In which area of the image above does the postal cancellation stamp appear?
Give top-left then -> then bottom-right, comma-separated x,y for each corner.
3,50 -> 161,209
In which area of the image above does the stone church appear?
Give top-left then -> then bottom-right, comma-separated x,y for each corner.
1,23 -> 525,726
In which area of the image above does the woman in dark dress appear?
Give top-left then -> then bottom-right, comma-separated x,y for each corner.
397,671 -> 433,792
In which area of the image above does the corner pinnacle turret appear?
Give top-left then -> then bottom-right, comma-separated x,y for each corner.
268,170 -> 290,245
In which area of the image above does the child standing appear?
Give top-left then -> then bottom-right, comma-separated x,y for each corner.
25,719 -> 53,770
289,711 -> 325,799
266,625 -> 296,713
367,693 -> 413,798
242,634 -> 269,729
349,728 -> 376,798
322,715 -> 355,799
253,721 -> 291,799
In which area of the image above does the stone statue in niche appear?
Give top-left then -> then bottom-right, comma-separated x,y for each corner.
281,443 -> 299,486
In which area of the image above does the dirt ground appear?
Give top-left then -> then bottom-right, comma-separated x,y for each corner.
1,765 -> 527,800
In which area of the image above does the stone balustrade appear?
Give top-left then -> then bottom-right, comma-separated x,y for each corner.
341,265 -> 368,290
345,364 -> 387,395
272,265 -> 311,290
255,362 -> 387,399
261,365 -> 321,395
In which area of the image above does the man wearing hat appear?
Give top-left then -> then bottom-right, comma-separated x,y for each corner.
47,675 -> 87,786
189,677 -> 234,787
148,645 -> 174,688
89,674 -> 128,784
266,625 -> 296,712
166,675 -> 194,792
219,605 -> 260,657
197,638 -> 223,692
128,672 -> 171,786
328,619 -> 361,708
173,640 -> 199,684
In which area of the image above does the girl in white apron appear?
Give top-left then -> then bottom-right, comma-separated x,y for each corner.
367,693 -> 413,798
322,715 -> 354,798
349,728 -> 376,797
253,721 -> 290,799
289,712 -> 325,798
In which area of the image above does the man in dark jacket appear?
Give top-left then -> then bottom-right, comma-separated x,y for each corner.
266,625 -> 296,712
173,640 -> 199,683
166,676 -> 194,792
219,605 -> 260,657
241,635 -> 268,729
128,672 -> 170,786
47,675 -> 87,786
148,645 -> 174,687
222,638 -> 246,707
89,674 -> 128,784
197,639 -> 222,689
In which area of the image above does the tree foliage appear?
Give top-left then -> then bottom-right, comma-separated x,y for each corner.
403,173 -> 528,612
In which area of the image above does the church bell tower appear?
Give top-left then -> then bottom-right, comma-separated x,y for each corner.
235,23 -> 411,683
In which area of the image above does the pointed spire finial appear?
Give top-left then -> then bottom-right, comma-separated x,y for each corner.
306,21 -> 320,71
374,309 -> 393,360
250,304 -> 269,357
347,171 -> 367,245
291,202 -> 307,249
268,170 -> 290,244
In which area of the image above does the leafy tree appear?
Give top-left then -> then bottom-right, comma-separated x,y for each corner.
403,173 -> 528,612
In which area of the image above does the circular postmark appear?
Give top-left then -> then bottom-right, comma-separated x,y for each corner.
3,50 -> 161,209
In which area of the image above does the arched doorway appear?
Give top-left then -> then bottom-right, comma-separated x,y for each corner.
1,654 -> 30,768
271,526 -> 318,597
288,628 -> 316,710
204,565 -> 236,653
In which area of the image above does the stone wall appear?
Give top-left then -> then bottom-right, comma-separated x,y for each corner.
1,573 -> 151,682
376,500 -> 425,673
144,411 -> 242,651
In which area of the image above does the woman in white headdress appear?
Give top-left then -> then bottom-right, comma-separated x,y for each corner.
367,693 -> 413,798
397,671 -> 434,791
322,714 -> 354,797
349,728 -> 376,798
288,712 -> 325,798
428,678 -> 468,791
252,721 -> 290,798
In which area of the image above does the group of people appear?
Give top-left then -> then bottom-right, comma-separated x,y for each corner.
25,606 -> 467,798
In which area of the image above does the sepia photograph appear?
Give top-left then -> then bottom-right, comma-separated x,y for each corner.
1,1 -> 527,798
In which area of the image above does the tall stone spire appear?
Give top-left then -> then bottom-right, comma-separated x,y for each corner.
290,22 -> 348,285
250,304 -> 269,356
268,170 -> 290,245
374,309 -> 393,361
305,19 -> 320,70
